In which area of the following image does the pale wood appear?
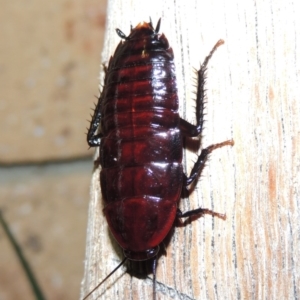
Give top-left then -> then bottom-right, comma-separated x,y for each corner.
81,0 -> 300,299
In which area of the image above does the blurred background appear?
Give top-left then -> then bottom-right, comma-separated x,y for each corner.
0,0 -> 107,299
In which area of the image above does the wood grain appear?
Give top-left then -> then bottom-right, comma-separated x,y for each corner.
81,0 -> 300,299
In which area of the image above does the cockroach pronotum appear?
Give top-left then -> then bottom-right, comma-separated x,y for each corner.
84,18 -> 234,300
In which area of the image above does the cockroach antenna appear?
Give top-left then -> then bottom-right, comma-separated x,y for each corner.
82,258 -> 127,300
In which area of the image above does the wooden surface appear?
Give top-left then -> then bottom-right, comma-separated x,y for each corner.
81,0 -> 300,299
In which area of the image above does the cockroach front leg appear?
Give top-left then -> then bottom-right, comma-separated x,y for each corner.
177,207 -> 226,220
87,95 -> 103,147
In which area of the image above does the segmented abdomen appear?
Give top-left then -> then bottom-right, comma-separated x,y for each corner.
100,34 -> 183,252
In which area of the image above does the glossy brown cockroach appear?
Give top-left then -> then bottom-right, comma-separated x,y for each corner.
85,18 -> 233,300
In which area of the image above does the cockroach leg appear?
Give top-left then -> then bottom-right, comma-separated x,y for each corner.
87,95 -> 103,147
184,140 -> 234,186
177,207 -> 226,220
180,39 -> 225,138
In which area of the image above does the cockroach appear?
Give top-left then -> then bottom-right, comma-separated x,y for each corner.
84,18 -> 234,300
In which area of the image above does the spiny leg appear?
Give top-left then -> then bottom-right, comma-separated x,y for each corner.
87,61 -> 109,148
185,139 -> 234,186
87,95 -> 103,147
179,139 -> 233,219
179,40 -> 232,219
180,39 -> 224,137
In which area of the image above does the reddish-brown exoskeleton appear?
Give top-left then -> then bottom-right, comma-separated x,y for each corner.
85,18 -> 233,300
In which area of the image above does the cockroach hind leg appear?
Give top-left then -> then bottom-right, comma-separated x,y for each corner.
180,39 -> 225,140
200,39 -> 225,71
